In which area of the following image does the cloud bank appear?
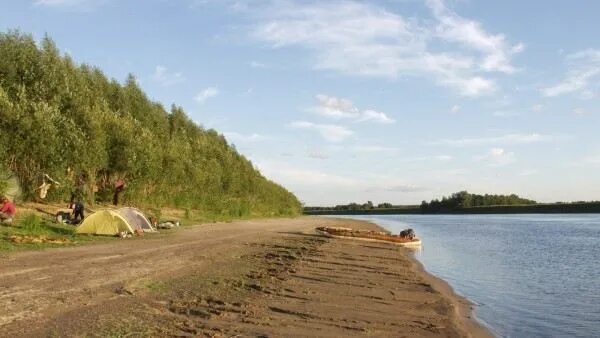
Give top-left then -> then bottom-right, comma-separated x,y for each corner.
252,0 -> 523,96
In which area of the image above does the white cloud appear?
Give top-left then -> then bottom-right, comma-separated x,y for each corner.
256,160 -> 426,204
397,155 -> 454,163
582,155 -> 600,165
436,155 -> 454,161
358,110 -> 395,124
427,0 -> 523,74
289,121 -> 353,142
580,90 -> 595,100
532,104 -> 543,112
152,65 -> 185,86
492,110 -> 519,117
257,161 -> 357,189
385,184 -> 426,192
195,87 -> 219,103
367,183 -> 426,193
314,94 -> 395,124
477,148 -> 515,166
433,133 -> 552,147
352,145 -> 399,153
34,0 -> 104,9
249,60 -> 267,68
519,169 -> 538,176
568,153 -> 600,168
307,151 -> 329,159
35,0 -> 85,5
451,105 -> 461,113
223,132 -> 267,144
542,49 -> 600,97
314,94 -> 360,119
252,0 -> 520,96
573,108 -> 589,115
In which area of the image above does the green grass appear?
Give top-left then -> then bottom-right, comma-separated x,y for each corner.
0,213 -> 114,252
145,280 -> 168,293
19,213 -> 46,234
93,317 -> 157,338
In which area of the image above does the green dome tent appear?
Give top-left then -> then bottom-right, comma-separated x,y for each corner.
76,210 -> 139,236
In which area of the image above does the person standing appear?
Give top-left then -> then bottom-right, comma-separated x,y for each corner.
0,196 -> 16,224
72,200 -> 85,224
113,178 -> 125,206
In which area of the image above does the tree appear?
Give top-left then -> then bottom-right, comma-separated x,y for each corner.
0,31 -> 301,217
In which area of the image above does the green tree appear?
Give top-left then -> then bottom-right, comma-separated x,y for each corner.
0,31 -> 301,217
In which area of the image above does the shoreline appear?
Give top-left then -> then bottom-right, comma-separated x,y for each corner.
408,250 -> 494,338
341,217 -> 494,338
2,216 -> 494,337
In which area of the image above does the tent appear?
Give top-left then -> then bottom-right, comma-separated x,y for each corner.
76,210 -> 138,235
118,207 -> 156,232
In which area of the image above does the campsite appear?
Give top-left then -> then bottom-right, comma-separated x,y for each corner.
8,1 -> 600,335
0,201 -> 186,252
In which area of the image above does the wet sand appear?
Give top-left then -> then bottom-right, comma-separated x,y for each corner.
0,216 -> 491,337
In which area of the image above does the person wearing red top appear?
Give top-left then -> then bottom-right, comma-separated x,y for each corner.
0,196 -> 16,224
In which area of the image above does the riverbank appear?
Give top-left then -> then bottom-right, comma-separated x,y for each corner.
0,217 -> 490,337
305,201 -> 600,215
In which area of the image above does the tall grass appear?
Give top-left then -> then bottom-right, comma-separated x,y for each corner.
18,213 -> 46,235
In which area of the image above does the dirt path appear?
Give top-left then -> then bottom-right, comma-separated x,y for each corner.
0,217 -> 489,337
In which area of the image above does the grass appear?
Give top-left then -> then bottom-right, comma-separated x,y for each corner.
1,202 -> 297,254
93,316 -> 157,338
0,212 -> 114,252
145,280 -> 168,293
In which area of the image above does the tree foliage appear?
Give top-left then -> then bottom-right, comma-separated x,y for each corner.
0,31 -> 301,217
420,191 -> 536,212
304,201 -> 414,212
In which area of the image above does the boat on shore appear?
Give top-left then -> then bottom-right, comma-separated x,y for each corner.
315,226 -> 422,247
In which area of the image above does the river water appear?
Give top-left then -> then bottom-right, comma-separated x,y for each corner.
340,214 -> 600,337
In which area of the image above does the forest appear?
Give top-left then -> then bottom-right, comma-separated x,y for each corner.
305,191 -> 536,213
0,31 -> 301,217
304,201 -> 417,212
304,191 -> 600,215
419,191 -> 536,212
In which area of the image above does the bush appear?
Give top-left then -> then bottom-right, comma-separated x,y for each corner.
19,213 -> 46,234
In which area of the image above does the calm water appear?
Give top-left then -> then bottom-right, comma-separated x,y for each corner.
340,214 -> 600,338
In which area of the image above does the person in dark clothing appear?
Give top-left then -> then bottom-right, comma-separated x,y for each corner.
113,179 -> 125,206
72,201 -> 85,224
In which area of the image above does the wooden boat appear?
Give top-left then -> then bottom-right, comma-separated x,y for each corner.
315,226 -> 422,247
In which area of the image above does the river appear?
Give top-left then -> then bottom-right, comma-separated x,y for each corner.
340,214 -> 600,337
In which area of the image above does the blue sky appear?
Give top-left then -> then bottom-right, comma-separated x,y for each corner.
2,0 -> 600,205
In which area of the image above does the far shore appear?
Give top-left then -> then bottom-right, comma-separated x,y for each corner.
1,216 -> 491,337
305,201 -> 600,215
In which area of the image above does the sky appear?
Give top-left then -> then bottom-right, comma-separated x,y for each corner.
2,0 -> 600,205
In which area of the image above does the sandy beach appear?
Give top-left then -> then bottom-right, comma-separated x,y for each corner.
0,216 -> 491,337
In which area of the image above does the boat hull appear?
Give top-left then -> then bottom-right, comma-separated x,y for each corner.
315,229 -> 422,247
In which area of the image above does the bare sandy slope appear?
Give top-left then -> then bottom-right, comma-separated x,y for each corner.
0,217 -> 490,337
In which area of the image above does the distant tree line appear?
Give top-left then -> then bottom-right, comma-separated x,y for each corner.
0,31 -> 301,217
304,201 -> 415,212
304,191 -> 600,215
304,191 -> 538,214
419,191 -> 536,212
